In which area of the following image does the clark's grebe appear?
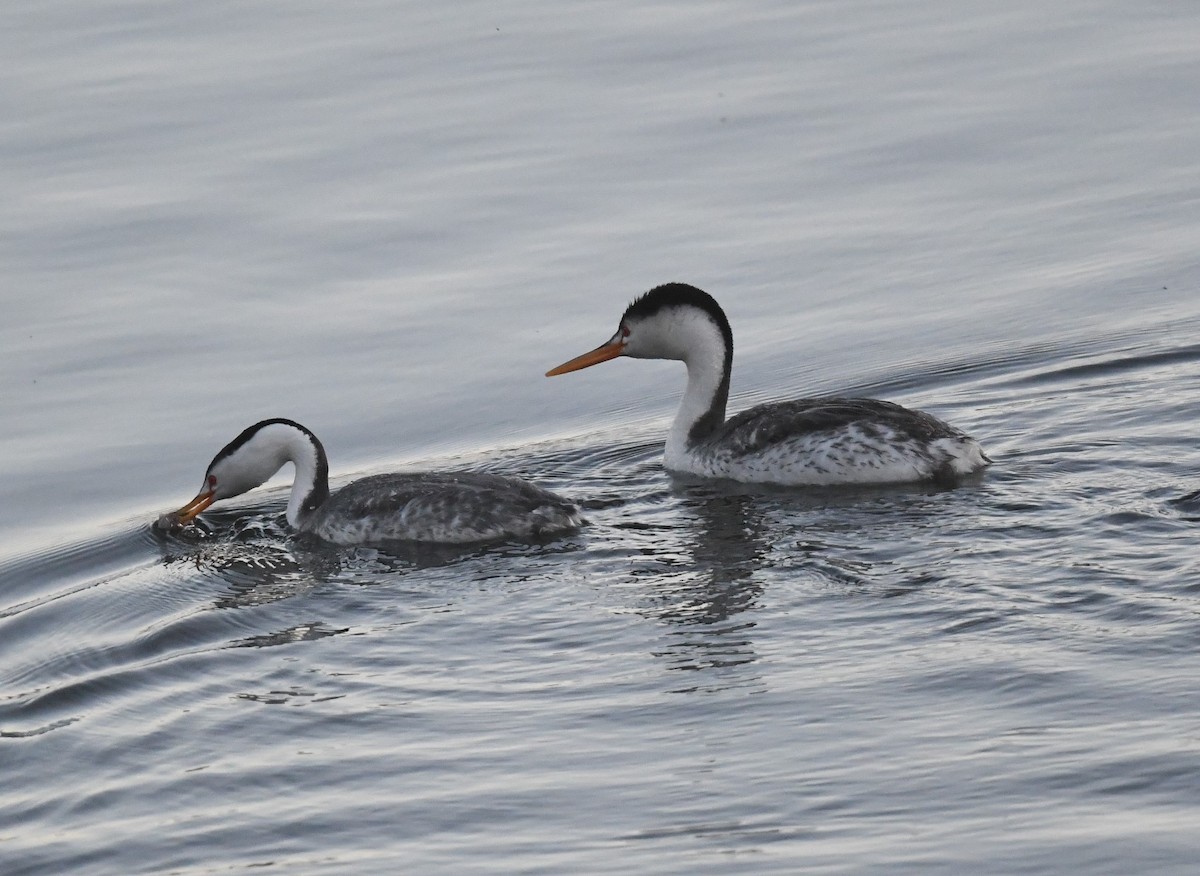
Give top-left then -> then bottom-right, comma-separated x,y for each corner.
161,418 -> 581,544
546,283 -> 988,486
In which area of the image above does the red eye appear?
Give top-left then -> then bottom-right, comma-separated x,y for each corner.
620,325 -> 630,338
208,475 -> 217,488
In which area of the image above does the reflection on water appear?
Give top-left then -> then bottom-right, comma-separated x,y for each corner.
637,489 -> 770,690
1171,489 -> 1200,521
5,322 -> 1200,873
4,0 -> 1200,870
155,508 -> 333,609
684,491 -> 769,617
152,498 -> 591,611
229,622 -> 348,650
235,685 -> 347,705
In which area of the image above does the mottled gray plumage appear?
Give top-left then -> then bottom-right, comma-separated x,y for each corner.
695,397 -> 986,486
711,397 -> 966,457
167,419 -> 582,545
302,471 -> 582,544
546,283 -> 989,486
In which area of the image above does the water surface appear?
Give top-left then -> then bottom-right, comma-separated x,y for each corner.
3,1 -> 1200,873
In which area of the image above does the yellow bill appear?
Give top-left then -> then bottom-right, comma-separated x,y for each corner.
174,489 -> 216,524
546,339 -> 624,377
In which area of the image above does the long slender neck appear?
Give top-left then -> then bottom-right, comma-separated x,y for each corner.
666,331 -> 732,458
282,426 -> 330,526
619,289 -> 736,467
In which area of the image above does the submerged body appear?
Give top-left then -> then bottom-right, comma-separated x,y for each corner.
547,283 -> 988,487
164,419 -> 581,545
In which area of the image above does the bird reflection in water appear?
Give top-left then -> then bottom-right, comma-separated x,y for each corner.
155,506 -> 335,610
633,487 -> 772,690
153,501 -> 581,612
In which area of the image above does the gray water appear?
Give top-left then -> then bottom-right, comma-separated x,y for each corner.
3,1 -> 1200,873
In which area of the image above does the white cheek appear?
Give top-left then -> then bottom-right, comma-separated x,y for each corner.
626,322 -> 674,359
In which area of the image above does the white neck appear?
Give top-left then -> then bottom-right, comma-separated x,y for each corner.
284,432 -> 323,526
623,308 -> 730,467
665,350 -> 729,465
209,420 -> 330,526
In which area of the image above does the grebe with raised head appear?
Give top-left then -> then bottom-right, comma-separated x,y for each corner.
546,283 -> 988,486
161,418 -> 582,544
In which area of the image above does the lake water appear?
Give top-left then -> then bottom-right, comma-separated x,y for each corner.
3,1 -> 1200,872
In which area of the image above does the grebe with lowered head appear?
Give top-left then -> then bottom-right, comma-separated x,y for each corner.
546,283 -> 989,487
161,418 -> 582,544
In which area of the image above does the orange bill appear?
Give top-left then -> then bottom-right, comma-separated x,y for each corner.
545,340 -> 624,377
174,489 -> 216,524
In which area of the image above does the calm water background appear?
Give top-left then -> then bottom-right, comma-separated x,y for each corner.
2,1 -> 1200,872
